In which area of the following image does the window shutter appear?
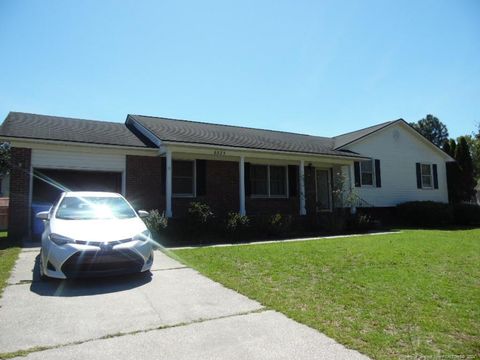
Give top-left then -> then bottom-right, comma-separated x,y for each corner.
375,159 -> 381,188
244,162 -> 251,196
196,160 -> 206,196
288,165 -> 298,197
433,164 -> 438,189
416,163 -> 422,189
161,157 -> 166,195
354,162 -> 361,187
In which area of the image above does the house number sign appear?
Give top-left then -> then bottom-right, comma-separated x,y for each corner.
213,150 -> 226,157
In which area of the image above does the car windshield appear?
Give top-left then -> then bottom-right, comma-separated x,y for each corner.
55,196 -> 137,220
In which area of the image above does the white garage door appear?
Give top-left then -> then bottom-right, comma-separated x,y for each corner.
31,149 -> 126,172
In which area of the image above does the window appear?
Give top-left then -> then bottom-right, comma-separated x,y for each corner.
269,166 -> 287,196
173,160 -> 195,197
251,165 -> 268,196
360,160 -> 374,186
421,163 -> 432,189
250,164 -> 287,197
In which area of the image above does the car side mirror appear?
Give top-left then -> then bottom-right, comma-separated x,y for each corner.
36,211 -> 49,220
137,210 -> 149,218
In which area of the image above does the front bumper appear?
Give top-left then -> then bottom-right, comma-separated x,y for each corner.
41,240 -> 154,279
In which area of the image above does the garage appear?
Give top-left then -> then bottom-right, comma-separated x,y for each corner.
30,149 -> 126,239
32,168 -> 122,203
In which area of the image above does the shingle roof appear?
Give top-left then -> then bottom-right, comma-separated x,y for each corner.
333,120 -> 398,148
128,114 -> 365,158
0,112 -> 153,148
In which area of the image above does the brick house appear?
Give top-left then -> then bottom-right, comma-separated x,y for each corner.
0,112 -> 454,241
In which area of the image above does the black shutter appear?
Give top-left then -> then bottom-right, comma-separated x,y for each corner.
244,162 -> 251,196
196,160 -> 206,196
354,161 -> 361,187
433,164 -> 438,189
375,159 -> 381,188
288,165 -> 298,197
416,163 -> 422,189
161,157 -> 166,195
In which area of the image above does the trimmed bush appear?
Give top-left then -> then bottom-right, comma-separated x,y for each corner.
396,201 -> 453,227
346,213 -> 377,232
226,212 -> 250,232
225,212 -> 250,240
187,201 -> 213,227
453,203 -> 480,225
143,210 -> 168,247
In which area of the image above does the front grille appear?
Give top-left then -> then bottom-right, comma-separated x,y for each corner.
61,249 -> 144,278
74,238 -> 132,246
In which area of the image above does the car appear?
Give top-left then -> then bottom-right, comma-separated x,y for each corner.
36,191 -> 154,279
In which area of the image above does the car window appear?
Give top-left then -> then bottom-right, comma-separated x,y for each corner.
55,196 -> 137,220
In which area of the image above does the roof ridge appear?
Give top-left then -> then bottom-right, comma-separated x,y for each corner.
129,114 -> 334,141
8,111 -> 124,127
333,119 -> 400,138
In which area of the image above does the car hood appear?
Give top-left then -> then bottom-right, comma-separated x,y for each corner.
50,217 -> 147,242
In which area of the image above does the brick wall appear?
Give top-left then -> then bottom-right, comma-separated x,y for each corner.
173,159 -> 239,217
171,159 -> 316,218
125,155 -> 164,212
8,147 -> 32,242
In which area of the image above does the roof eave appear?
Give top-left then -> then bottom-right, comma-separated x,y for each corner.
160,140 -> 370,161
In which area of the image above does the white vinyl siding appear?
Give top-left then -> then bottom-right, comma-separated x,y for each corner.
31,149 -> 125,172
341,123 -> 449,206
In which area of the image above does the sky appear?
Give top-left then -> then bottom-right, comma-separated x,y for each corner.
0,0 -> 479,139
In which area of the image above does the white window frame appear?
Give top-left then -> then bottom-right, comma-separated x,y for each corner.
420,163 -> 433,190
250,164 -> 289,198
359,160 -> 375,187
172,159 -> 196,198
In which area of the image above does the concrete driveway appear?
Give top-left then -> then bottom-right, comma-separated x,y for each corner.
0,248 -> 369,359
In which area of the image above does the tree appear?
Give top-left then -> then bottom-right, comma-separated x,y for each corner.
410,114 -> 449,147
455,136 -> 476,202
0,142 -> 10,177
444,139 -> 461,203
463,135 -> 480,182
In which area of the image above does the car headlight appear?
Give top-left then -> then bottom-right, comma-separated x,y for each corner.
132,230 -> 151,242
49,233 -> 74,246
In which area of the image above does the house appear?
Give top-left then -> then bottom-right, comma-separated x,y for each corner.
0,112 -> 454,241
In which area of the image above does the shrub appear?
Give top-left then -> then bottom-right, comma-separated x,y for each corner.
226,212 -> 250,233
346,213 -> 377,232
317,210 -> 348,233
396,201 -> 453,227
143,210 -> 168,244
265,213 -> 293,237
452,203 -> 480,225
187,202 -> 214,231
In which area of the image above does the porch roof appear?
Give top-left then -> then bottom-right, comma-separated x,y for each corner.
128,114 -> 365,159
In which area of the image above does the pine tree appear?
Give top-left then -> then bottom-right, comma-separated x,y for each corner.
455,137 -> 476,201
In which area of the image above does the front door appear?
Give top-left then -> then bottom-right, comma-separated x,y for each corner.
315,169 -> 331,211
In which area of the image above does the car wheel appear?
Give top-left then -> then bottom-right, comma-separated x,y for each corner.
38,252 -> 48,281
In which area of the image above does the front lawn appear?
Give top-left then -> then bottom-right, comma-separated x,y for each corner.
0,232 -> 20,297
173,229 -> 480,359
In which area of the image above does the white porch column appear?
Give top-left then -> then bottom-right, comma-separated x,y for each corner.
166,149 -> 173,218
299,160 -> 306,215
239,156 -> 246,216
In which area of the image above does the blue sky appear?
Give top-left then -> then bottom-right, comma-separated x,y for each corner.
0,0 -> 478,138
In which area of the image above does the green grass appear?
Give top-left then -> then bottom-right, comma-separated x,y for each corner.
0,232 -> 20,298
173,229 -> 480,359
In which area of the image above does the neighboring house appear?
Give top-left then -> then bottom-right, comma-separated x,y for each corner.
0,112 -> 454,241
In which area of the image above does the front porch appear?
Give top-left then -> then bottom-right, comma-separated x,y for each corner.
160,144 -> 356,219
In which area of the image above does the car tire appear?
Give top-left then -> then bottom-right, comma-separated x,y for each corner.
38,251 -> 48,281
